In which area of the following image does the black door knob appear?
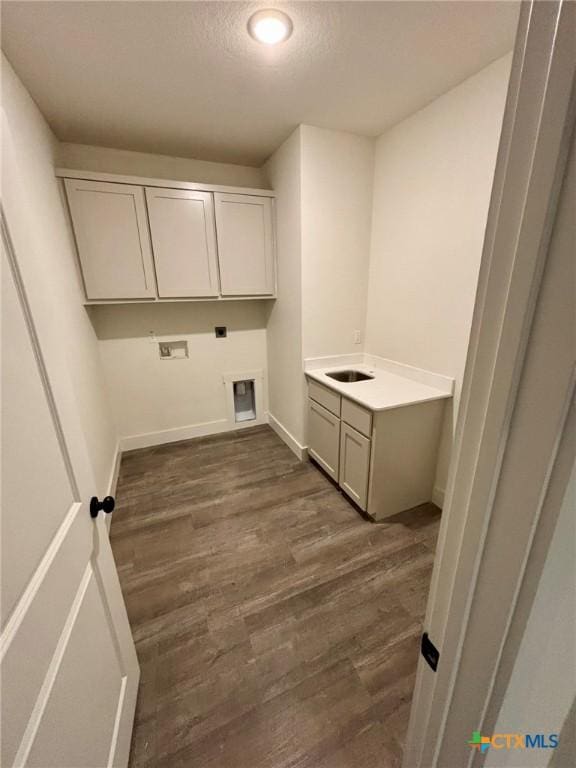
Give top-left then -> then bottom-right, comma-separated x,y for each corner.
90,496 -> 115,518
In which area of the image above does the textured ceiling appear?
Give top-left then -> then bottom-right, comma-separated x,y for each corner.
1,1 -> 519,166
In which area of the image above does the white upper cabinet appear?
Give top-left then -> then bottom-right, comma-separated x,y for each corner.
64,179 -> 156,300
214,193 -> 275,296
145,188 -> 219,298
62,171 -> 276,302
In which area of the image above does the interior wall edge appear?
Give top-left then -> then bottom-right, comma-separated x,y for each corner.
55,141 -> 268,189
1,53 -> 119,495
363,52 -> 513,498
104,442 -> 122,535
432,486 -> 446,509
263,125 -> 306,447
106,441 -> 122,498
299,123 -> 374,361
267,412 -> 308,461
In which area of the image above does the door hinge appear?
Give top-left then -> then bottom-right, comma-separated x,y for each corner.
421,632 -> 440,672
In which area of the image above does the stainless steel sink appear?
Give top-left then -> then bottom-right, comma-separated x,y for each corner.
326,370 -> 375,383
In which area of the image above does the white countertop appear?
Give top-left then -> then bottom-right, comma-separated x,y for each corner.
305,362 -> 453,412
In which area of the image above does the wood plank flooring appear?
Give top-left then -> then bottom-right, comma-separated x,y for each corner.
110,425 -> 441,768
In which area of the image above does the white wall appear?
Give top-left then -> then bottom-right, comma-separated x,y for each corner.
60,144 -> 272,447
300,125 -> 374,358
3,46 -> 510,473
364,54 -> 512,496
1,55 -> 118,492
263,128 -> 306,449
262,125 -> 374,452
57,142 -> 268,188
485,462 -> 576,767
90,302 -> 269,447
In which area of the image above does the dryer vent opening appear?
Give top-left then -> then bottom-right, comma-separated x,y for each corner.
233,380 -> 256,423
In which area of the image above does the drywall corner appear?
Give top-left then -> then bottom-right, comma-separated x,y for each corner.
364,53 -> 513,493
300,124 -> 374,360
56,142 -> 269,188
264,127 -> 306,447
2,54 -> 118,494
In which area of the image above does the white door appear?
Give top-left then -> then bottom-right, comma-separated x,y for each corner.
339,422 -> 371,510
0,218 -> 140,764
145,188 -> 220,298
307,398 -> 340,481
64,179 -> 156,300
214,193 -> 275,296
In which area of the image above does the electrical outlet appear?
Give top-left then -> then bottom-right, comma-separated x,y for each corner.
353,330 -> 362,345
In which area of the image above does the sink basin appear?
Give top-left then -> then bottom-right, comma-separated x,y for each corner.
326,370 -> 375,383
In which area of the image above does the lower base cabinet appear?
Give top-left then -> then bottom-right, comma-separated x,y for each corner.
307,391 -> 371,511
307,381 -> 445,519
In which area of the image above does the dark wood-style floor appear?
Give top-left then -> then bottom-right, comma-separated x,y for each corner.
110,425 -> 441,768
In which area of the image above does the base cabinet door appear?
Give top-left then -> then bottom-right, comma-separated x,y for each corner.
339,423 -> 371,510
307,399 -> 340,481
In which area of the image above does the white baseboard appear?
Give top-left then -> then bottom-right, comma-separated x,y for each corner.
432,485 -> 445,508
267,412 -> 307,461
119,416 -> 268,452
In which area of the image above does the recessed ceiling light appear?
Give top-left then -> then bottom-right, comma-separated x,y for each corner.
248,9 -> 293,46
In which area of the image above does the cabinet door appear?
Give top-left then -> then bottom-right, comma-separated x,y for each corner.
214,193 -> 275,296
64,179 -> 156,300
307,399 -> 340,481
339,423 -> 371,510
145,188 -> 220,297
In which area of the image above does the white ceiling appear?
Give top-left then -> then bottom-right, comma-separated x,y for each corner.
1,1 -> 519,166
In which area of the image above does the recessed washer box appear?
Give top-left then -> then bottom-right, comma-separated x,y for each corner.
222,370 -> 265,429
158,340 -> 188,359
233,380 -> 256,422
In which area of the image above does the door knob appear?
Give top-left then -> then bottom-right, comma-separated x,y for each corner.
90,495 -> 115,518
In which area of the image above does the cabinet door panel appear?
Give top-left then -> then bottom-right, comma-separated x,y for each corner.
339,423 -> 371,510
64,179 -> 156,300
146,188 -> 219,297
214,193 -> 275,296
307,399 -> 340,481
